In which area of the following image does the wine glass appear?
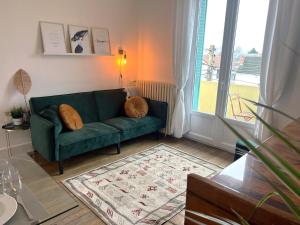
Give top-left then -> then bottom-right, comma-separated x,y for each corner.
1,162 -> 22,197
0,160 -> 10,195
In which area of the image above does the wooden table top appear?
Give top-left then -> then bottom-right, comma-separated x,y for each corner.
210,120 -> 300,223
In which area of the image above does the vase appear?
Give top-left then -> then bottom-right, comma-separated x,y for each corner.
12,118 -> 23,126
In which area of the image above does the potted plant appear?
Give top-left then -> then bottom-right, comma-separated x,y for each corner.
10,107 -> 24,125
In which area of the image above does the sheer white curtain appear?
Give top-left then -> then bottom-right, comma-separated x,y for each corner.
255,0 -> 300,140
171,0 -> 201,138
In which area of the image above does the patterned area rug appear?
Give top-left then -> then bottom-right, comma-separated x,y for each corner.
63,144 -> 222,225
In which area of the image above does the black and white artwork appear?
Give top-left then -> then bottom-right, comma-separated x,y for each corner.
69,25 -> 91,54
92,28 -> 111,55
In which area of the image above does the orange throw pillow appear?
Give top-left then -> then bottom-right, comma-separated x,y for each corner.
59,104 -> 83,130
125,96 -> 148,118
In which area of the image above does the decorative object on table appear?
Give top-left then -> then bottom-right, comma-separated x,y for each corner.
58,104 -> 84,130
69,25 -> 91,54
125,96 -> 148,118
118,47 -> 127,87
2,123 -> 30,158
13,69 -> 32,121
9,107 -> 24,126
64,144 -> 222,225
0,194 -> 18,224
1,161 -> 21,197
40,21 -> 67,54
92,27 -> 111,55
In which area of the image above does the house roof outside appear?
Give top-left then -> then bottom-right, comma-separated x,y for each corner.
237,54 -> 262,75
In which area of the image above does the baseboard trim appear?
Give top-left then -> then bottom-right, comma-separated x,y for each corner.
0,142 -> 32,152
185,132 -> 235,154
185,132 -> 213,146
219,142 -> 235,154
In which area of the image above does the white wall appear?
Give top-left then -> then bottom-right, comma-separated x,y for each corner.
0,0 -> 139,149
137,0 -> 175,84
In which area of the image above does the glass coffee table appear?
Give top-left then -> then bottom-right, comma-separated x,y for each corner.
0,147 -> 78,224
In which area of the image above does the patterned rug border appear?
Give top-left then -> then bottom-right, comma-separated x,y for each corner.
62,143 -> 224,225
63,143 -> 224,182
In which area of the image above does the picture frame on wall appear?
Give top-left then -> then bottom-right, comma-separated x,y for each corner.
92,28 -> 111,55
40,21 -> 67,54
69,25 -> 91,54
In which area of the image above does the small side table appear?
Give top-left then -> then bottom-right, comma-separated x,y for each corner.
2,122 -> 30,158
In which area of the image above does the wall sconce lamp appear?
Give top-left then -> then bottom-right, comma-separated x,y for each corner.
118,47 -> 127,87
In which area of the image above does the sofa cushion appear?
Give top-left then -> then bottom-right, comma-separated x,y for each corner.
104,116 -> 162,141
39,105 -> 63,138
59,104 -> 84,130
30,92 -> 98,123
94,89 -> 127,121
125,96 -> 148,118
58,122 -> 120,159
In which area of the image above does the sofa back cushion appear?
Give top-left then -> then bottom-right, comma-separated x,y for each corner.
94,89 -> 127,121
30,92 -> 98,123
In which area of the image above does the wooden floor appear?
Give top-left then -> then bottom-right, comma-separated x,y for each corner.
32,135 -> 233,225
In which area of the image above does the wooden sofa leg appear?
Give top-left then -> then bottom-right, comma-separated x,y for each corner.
117,143 -> 121,154
58,160 -> 64,175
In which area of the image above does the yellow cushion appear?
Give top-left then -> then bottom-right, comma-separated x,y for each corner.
59,104 -> 84,130
124,96 -> 148,118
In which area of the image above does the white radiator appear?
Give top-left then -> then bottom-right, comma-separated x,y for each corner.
136,80 -> 176,135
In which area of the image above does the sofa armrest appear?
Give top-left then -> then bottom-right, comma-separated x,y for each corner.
30,114 -> 56,162
146,98 -> 168,128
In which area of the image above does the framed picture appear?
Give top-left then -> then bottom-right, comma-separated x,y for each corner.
69,25 -> 91,54
92,28 -> 111,55
40,21 -> 67,54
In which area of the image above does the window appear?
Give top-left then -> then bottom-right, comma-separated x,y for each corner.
193,0 -> 269,124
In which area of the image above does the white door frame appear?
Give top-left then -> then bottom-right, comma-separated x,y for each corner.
186,0 -> 257,153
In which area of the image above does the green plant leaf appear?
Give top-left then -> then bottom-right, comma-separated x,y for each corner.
219,117 -> 300,198
248,192 -> 279,221
245,105 -> 300,155
231,209 -> 251,225
242,98 -> 300,124
256,192 -> 279,208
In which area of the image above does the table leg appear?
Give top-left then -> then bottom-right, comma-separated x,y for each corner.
5,131 -> 12,158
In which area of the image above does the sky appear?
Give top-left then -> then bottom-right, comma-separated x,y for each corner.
203,0 -> 270,54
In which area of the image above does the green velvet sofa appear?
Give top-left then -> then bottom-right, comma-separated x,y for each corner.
30,89 -> 167,174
